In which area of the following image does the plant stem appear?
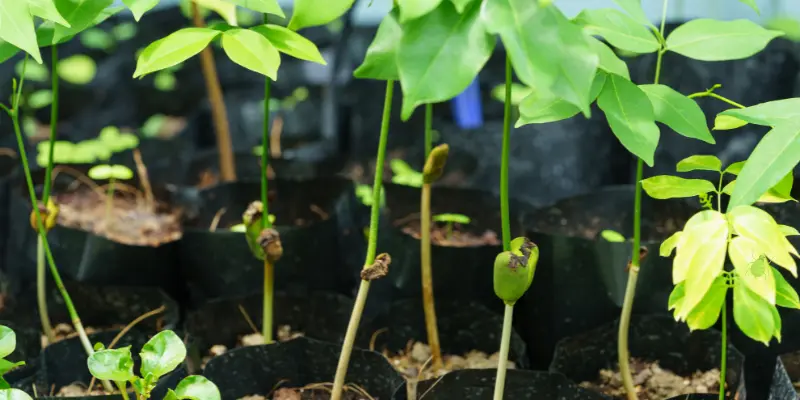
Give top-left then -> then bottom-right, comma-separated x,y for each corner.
493,304 -> 514,400
105,178 -> 114,228
192,2 -> 236,182
36,236 -> 54,343
500,56 -> 512,252
687,91 -> 746,109
116,382 -> 129,400
42,45 -> 58,204
262,259 -> 274,343
424,103 -> 432,160
618,3 -> 669,399
420,183 -> 442,370
8,61 -> 110,391
719,299 -> 727,400
331,80 -> 394,400
262,78 -> 272,230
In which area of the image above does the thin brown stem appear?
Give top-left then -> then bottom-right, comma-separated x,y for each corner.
191,2 -> 236,182
420,183 -> 442,370
132,149 -> 154,211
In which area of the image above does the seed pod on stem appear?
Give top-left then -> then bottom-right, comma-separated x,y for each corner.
29,198 -> 59,233
494,237 -> 538,306
243,201 -> 283,262
422,144 -> 449,184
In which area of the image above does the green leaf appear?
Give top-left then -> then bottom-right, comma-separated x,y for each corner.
87,347 -> 135,382
398,1 -> 494,120
28,90 -> 54,109
287,0 -> 354,31
0,326 -> 16,359
668,282 -> 685,312
88,164 -> 134,180
0,359 -> 24,378
398,0 -> 442,22
516,71 -> 605,126
737,0 -> 759,14
574,8 -> 659,54
774,267 -> 800,309
611,0 -> 651,27
725,161 -> 746,175
660,231 -> 682,257
589,38 -> 630,79
193,0 -> 237,25
665,19 -> 783,61
52,0 -> 115,44
154,71 -> 176,91
676,155 -> 722,173
600,229 -> 625,242
720,99 -> 800,127
353,10 -> 400,80
729,205 -> 798,276
596,73 -> 660,166
491,83 -> 533,106
168,376 -> 221,400
779,225 -> 800,237
220,28 -> 280,79
449,0 -> 471,13
16,60 -> 49,82
713,114 -> 748,131
0,1 -> 42,63
226,0 -> 284,18
121,0 -> 158,20
140,330 -> 186,380
733,281 -> 776,345
685,276 -> 727,331
57,55 -> 96,85
482,3 -> 598,115
756,173 -> 795,203
134,28 -> 221,78
639,84 -> 714,144
772,302 -> 782,342
433,213 -> 471,224
727,122 -> 800,210
112,21 -> 137,41
80,28 -> 114,50
0,389 -> 34,400
250,25 -> 325,65
29,0 -> 71,27
730,236 -> 776,304
674,211 -> 728,320
641,176 -> 716,200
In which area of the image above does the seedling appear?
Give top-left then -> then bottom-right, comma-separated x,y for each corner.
389,159 -> 423,188
88,330 -> 221,400
642,154 -> 800,398
600,229 -> 626,243
354,183 -> 384,208
88,164 -> 134,229
492,237 -> 538,400
432,213 -> 471,239
0,325 -> 26,389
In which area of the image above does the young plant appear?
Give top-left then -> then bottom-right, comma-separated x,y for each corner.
492,237 -> 538,400
432,213 -> 471,239
88,330 -> 222,400
0,325 -> 26,390
88,164 -> 134,228
642,154 -> 800,399
390,159 -> 423,188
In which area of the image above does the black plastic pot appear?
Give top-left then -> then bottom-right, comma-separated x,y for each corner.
183,291 -> 354,374
4,167 -> 183,297
395,369 -> 611,400
549,315 -> 744,399
178,179 -> 356,305
515,185 -> 698,368
357,299 -> 530,370
203,336 -> 405,399
367,183 -> 524,315
21,329 -> 182,399
3,320 -> 40,391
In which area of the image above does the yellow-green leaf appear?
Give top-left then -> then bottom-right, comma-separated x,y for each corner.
575,8 -> 659,54
288,0 -> 354,31
641,176 -> 716,200
0,1 -> 42,63
674,212 -> 728,319
398,0 -> 442,22
221,28 -> 280,79
720,98 -> 800,127
676,155 -> 721,173
714,114 -> 748,130
774,267 -> 800,309
193,0 -> 237,26
251,24 -> 325,65
729,236 -> 775,305
29,0 -> 71,27
589,38 -> 630,79
729,205 -> 797,276
226,0 -> 284,18
134,28 -> 221,78
685,277 -> 727,331
517,71 -> 605,126
668,282 -> 685,313
779,225 -> 800,237
639,84 -> 714,144
733,282 -> 776,345
352,9 -> 400,81
122,0 -> 158,21
665,19 -> 783,61
597,73 -> 660,166
660,231 -> 682,257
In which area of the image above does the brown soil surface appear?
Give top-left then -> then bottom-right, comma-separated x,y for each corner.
400,221 -> 500,247
55,188 -> 182,246
202,325 -> 304,368
55,383 -> 122,397
532,208 -> 686,242
41,323 -> 124,348
382,341 -> 513,381
270,387 -> 372,400
579,358 -> 720,399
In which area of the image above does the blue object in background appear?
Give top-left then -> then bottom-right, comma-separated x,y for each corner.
451,78 -> 483,130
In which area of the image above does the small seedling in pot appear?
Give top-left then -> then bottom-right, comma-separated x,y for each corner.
390,159 -> 423,188
88,164 -> 134,229
493,237 -> 538,400
88,330 -> 221,400
432,213 -> 470,240
642,154 -> 800,399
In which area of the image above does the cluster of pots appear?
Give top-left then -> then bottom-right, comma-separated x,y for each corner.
1,7 -> 800,400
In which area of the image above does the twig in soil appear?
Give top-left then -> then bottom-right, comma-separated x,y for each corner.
209,208 -> 227,232
270,115 -> 283,159
302,383 -> 375,400
310,204 -> 328,220
133,149 -> 154,212
416,356 -> 433,382
368,328 -> 387,351
238,304 -> 260,335
86,305 -> 166,394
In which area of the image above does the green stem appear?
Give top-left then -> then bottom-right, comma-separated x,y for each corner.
331,80 -> 394,400
262,75 -> 271,230
719,298 -> 727,400
424,103 -> 433,160
37,236 -> 54,343
618,3 -> 669,399
42,45 -> 58,204
493,304 -> 514,400
116,381 -> 129,400
262,259 -> 273,343
8,56 -> 109,391
500,56 -> 512,252
420,183 -> 442,370
687,91 -> 746,109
